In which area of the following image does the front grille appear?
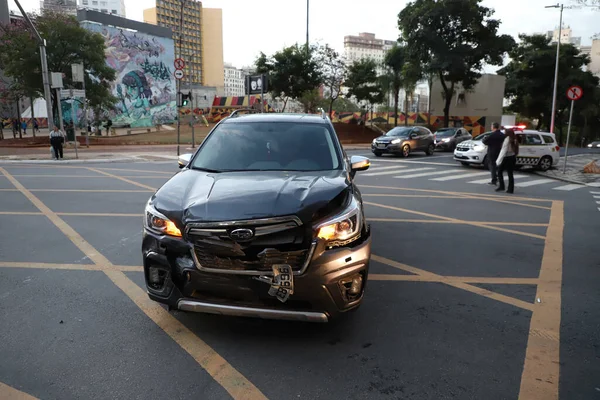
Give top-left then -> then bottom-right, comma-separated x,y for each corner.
186,216 -> 312,275
456,146 -> 469,152
194,247 -> 309,272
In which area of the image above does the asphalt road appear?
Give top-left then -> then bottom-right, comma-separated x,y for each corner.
0,151 -> 598,400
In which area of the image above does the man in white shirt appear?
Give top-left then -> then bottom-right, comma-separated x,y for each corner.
49,125 -> 65,160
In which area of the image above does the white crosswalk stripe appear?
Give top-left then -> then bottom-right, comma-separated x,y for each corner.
362,166 -> 437,177
553,184 -> 585,191
367,165 -> 408,172
515,178 -> 554,188
588,183 -> 600,187
590,191 -> 600,194
468,175 -> 528,184
431,171 -> 490,181
395,170 -> 457,179
594,196 -> 600,199
361,166 -> 409,177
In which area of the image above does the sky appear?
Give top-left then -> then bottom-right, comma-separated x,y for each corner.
11,0 -> 600,68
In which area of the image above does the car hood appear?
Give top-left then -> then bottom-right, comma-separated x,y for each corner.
375,136 -> 406,143
459,139 -> 485,146
150,169 -> 351,227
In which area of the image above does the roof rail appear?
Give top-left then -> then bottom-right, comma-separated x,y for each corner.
318,107 -> 326,119
229,108 -> 260,118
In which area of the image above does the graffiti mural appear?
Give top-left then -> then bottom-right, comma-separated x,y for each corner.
81,23 -> 176,127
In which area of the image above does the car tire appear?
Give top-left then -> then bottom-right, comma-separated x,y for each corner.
461,162 -> 470,167
401,144 -> 411,158
425,143 -> 435,156
538,156 -> 553,171
373,151 -> 382,157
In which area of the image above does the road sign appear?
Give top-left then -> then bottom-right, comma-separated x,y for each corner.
174,58 -> 185,70
174,69 -> 184,80
566,85 -> 583,101
60,89 -> 85,98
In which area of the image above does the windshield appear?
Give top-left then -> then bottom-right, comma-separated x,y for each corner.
385,127 -> 413,137
435,128 -> 457,137
191,122 -> 341,172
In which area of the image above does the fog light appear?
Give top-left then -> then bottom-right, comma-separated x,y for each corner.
148,266 -> 167,290
339,273 -> 364,302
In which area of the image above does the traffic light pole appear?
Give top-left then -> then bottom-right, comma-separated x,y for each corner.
189,60 -> 195,148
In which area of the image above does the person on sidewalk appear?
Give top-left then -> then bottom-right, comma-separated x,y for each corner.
21,120 -> 27,135
33,119 -> 39,134
496,129 -> 519,194
482,122 -> 505,185
50,125 -> 66,160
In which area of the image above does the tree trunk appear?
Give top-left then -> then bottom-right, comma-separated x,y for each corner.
329,97 -> 335,118
439,73 -> 454,128
393,89 -> 399,127
281,97 -> 288,113
30,96 -> 36,138
427,75 -> 433,127
16,98 -> 22,139
535,118 -> 543,131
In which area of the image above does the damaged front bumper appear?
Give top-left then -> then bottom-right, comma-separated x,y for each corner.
142,227 -> 371,322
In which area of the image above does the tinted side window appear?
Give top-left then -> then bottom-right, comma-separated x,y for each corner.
542,135 -> 555,144
419,127 -> 432,137
519,134 -> 543,145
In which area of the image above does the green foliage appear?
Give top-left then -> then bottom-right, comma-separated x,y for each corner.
498,34 -> 599,143
380,45 -> 405,126
398,0 -> 514,126
0,11 -> 116,119
345,58 -> 384,109
315,44 -> 346,116
255,44 -> 323,112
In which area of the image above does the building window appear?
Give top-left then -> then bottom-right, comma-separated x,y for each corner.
92,0 -> 97,4
82,0 -> 88,4
101,8 -> 107,12
111,9 -> 117,13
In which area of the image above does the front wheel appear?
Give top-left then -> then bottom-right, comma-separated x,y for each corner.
538,156 -> 553,171
425,143 -> 435,156
401,144 -> 411,158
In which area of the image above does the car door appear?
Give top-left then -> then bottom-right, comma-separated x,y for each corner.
419,127 -> 433,150
517,133 -> 544,166
407,128 -> 420,149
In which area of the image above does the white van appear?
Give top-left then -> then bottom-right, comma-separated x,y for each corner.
454,129 -> 560,171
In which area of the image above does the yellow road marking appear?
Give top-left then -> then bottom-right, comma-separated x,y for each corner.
519,201 -> 563,400
0,211 -> 42,215
0,381 -> 38,400
0,262 -> 142,272
365,201 -> 546,240
369,274 -> 540,285
11,175 -> 164,179
0,189 -> 18,191
30,189 -> 153,192
58,212 -> 144,217
359,184 -> 552,203
0,168 -> 266,400
105,270 -> 267,400
97,167 -> 175,175
368,218 -> 548,227
451,193 -> 552,211
86,168 -> 157,191
372,255 -> 535,311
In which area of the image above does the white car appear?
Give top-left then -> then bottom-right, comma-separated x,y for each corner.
454,129 -> 560,171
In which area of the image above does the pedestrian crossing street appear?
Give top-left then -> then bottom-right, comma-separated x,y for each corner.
359,160 -> 592,192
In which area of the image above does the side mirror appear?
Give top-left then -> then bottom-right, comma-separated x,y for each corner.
410,133 -> 418,139
350,155 -> 370,176
178,153 -> 192,169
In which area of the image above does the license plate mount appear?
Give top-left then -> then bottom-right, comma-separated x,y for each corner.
267,264 -> 294,303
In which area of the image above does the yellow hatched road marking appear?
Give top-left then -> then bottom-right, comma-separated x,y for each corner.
86,168 -> 157,191
0,381 -> 38,399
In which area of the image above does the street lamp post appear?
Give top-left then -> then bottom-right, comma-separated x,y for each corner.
306,0 -> 309,56
546,3 -> 563,137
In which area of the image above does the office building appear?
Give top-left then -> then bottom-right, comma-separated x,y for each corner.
223,63 -> 247,97
144,1 -> 223,91
41,0 -> 77,15
77,0 -> 126,17
546,25 -> 581,46
343,32 -> 396,65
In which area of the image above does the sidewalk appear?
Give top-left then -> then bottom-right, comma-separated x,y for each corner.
535,154 -> 600,186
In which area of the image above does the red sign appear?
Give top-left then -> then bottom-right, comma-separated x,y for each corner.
566,86 -> 583,101
174,58 -> 185,70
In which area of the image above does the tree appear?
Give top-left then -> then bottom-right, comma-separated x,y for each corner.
255,44 -> 323,113
0,12 -> 116,125
401,61 -> 422,126
316,44 -> 346,117
498,34 -> 599,144
345,58 -> 385,119
380,45 -> 405,126
398,0 -> 515,127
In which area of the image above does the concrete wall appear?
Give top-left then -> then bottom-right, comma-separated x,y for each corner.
587,39 -> 600,78
429,74 -> 506,131
202,8 -> 224,96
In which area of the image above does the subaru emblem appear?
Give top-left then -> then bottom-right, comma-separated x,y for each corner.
229,228 -> 254,241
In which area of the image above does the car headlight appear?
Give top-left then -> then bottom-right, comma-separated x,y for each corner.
441,138 -> 451,143
372,138 -> 377,144
473,144 -> 485,151
144,201 -> 182,237
315,195 -> 363,247
391,138 -> 401,144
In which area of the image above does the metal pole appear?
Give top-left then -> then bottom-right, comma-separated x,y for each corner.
260,74 -> 264,113
549,4 -> 563,135
176,0 -> 185,156
70,100 -> 78,159
562,99 -> 574,173
56,89 -> 64,134
189,58 -> 195,148
306,0 -> 309,56
82,64 -> 89,148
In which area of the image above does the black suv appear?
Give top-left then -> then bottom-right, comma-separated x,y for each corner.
142,112 -> 372,322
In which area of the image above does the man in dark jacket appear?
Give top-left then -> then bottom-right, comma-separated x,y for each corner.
483,122 -> 505,185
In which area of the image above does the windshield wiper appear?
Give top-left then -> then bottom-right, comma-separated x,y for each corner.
191,166 -> 222,173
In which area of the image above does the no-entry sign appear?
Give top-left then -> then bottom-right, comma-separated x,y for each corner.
566,86 -> 583,101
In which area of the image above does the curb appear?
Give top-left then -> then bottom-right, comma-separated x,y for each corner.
533,170 -> 599,187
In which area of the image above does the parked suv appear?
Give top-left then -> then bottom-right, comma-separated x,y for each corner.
434,127 -> 472,151
371,126 -> 435,157
454,129 -> 560,171
143,112 -> 372,322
